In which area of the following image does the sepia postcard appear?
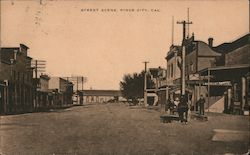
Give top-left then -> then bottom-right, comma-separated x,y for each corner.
0,0 -> 249,155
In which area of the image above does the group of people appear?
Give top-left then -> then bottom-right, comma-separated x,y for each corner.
166,94 -> 206,124
166,95 -> 189,124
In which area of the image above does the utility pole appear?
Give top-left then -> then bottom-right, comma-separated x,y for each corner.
187,8 -> 190,38
171,16 -> 174,45
80,76 -> 84,105
76,77 -> 79,104
76,77 -> 79,92
10,59 -> 14,112
207,68 -> 210,112
81,77 -> 84,91
64,76 -> 87,105
31,60 -> 46,110
66,77 -> 69,105
177,17 -> 192,96
35,60 -> 37,79
143,61 -> 149,107
177,20 -> 193,41
32,60 -> 46,79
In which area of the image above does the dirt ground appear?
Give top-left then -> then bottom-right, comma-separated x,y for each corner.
0,103 -> 249,155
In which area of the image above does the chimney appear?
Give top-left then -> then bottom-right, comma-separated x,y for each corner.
208,38 -> 213,47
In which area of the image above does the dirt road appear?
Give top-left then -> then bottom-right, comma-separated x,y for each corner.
0,103 -> 249,155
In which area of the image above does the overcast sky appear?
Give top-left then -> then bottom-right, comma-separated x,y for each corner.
1,0 -> 249,90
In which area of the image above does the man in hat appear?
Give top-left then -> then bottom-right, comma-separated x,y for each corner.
197,95 -> 205,115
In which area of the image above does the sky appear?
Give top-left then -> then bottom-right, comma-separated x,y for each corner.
0,0 -> 249,90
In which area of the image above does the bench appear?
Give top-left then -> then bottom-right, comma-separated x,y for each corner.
160,114 -> 179,123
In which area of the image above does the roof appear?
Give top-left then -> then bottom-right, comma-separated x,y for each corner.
199,64 -> 250,73
213,33 -> 250,54
81,90 -> 122,96
166,45 -> 182,60
1,45 -> 32,62
40,74 -> 50,80
0,47 -> 19,49
198,64 -> 250,82
49,77 -> 73,87
183,34 -> 221,57
167,34 -> 221,60
20,44 -> 29,50
196,41 -> 221,57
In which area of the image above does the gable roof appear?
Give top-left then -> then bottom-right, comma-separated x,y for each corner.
197,41 -> 221,57
213,33 -> 250,54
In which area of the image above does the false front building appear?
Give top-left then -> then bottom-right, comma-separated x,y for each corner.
0,44 -> 34,114
48,77 -> 74,108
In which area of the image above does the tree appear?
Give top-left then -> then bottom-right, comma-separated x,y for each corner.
120,71 -> 154,103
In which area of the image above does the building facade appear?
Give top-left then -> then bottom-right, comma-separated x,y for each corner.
82,90 -> 122,103
48,77 -> 74,107
166,45 -> 182,87
184,35 -> 222,110
148,67 -> 167,106
165,33 -> 249,114
0,44 -> 34,114
35,74 -> 51,110
165,45 -> 182,101
199,33 -> 250,114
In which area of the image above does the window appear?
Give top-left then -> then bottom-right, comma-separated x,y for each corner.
171,63 -> 173,78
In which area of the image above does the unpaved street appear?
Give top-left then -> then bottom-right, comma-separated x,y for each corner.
0,103 -> 249,155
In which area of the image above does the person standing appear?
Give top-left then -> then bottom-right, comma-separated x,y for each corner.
174,97 -> 180,107
187,97 -> 192,121
197,95 -> 205,115
167,98 -> 175,115
182,95 -> 189,123
178,95 -> 189,124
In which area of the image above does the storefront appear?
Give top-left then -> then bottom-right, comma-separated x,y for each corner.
198,65 -> 250,114
0,81 -> 6,114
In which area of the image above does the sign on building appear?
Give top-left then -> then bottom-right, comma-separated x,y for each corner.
203,81 -> 231,86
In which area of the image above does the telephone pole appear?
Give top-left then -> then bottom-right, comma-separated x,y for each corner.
177,12 -> 193,96
31,60 -> 46,108
31,60 -> 46,79
171,16 -> 174,45
177,20 -> 193,41
187,8 -> 190,38
63,76 -> 87,105
143,61 -> 149,107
